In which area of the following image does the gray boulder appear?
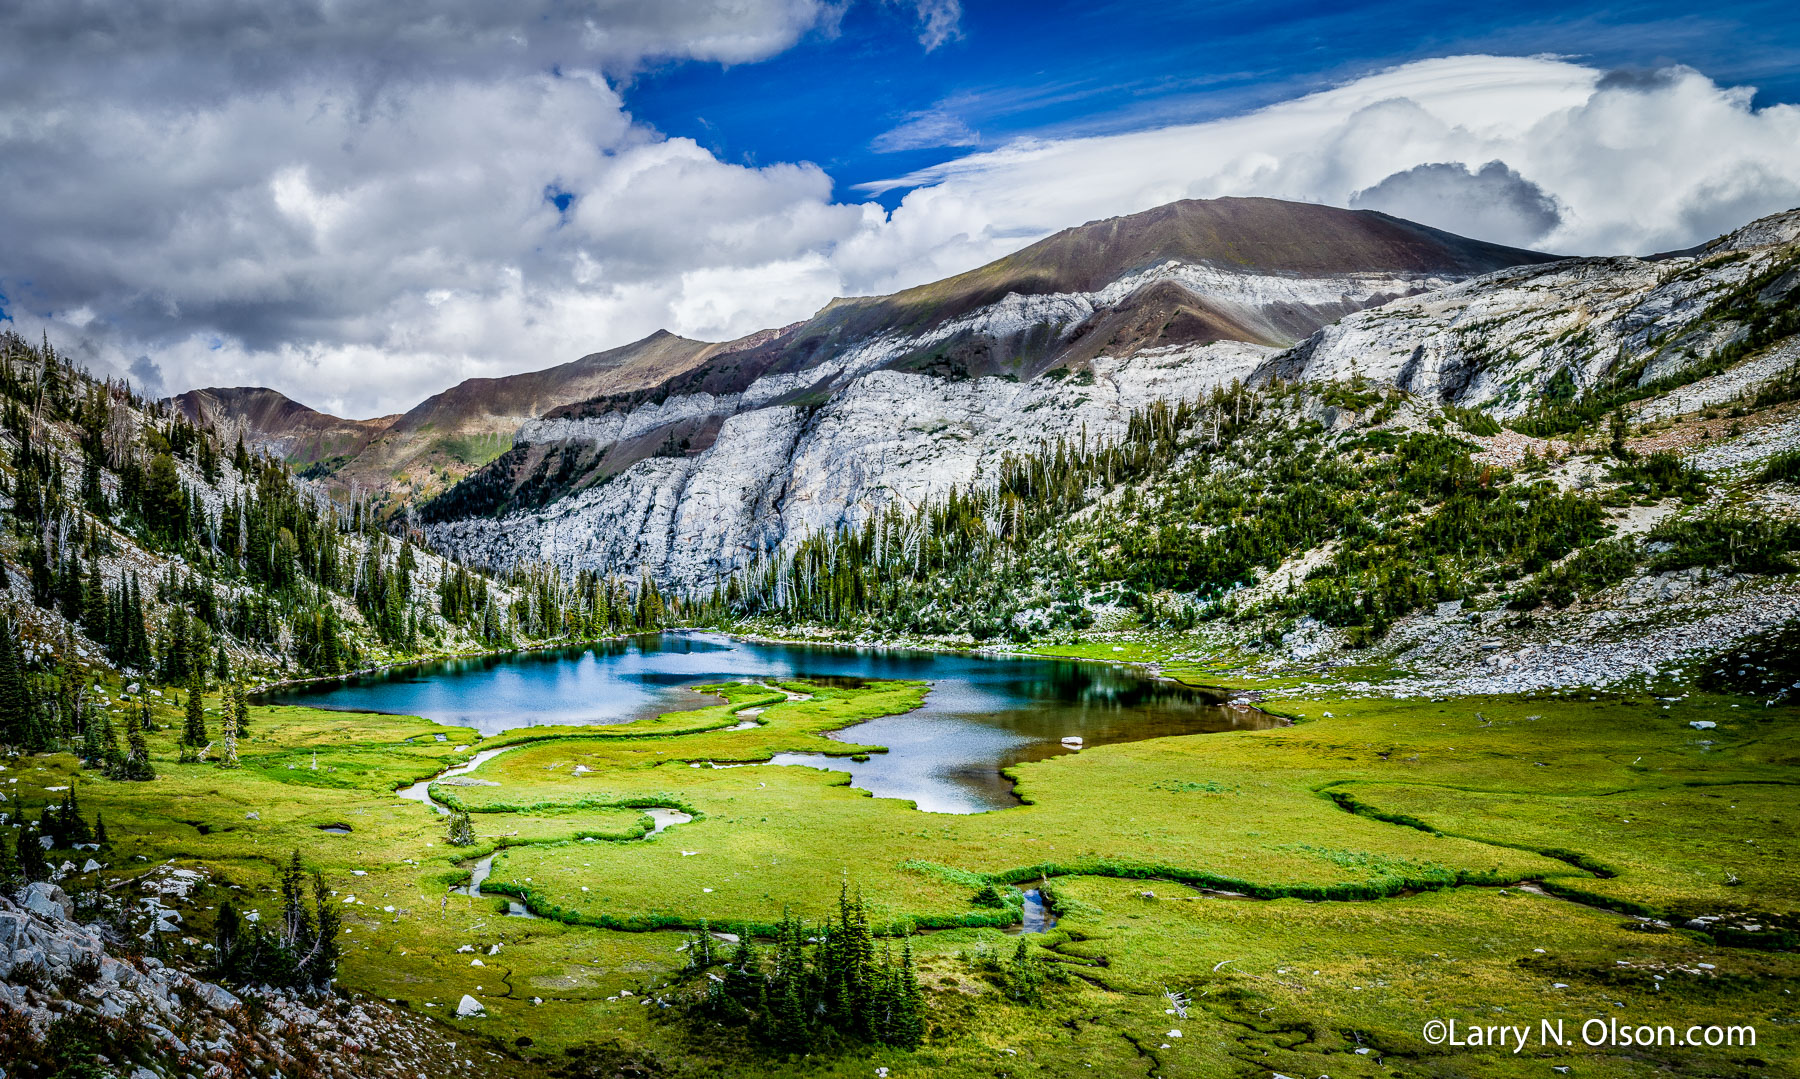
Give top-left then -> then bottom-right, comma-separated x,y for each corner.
20,882 -> 73,923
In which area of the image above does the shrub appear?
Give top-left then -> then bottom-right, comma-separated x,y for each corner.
1511,539 -> 1640,609
1759,449 -> 1800,484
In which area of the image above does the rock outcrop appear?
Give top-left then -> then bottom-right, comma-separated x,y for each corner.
0,878 -> 492,1079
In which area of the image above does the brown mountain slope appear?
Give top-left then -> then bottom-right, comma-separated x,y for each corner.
170,387 -> 397,468
330,329 -> 722,500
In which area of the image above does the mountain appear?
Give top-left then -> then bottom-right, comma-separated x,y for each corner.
1254,209 -> 1800,412
170,386 -> 398,471
419,197 -> 1557,587
177,329 -> 727,501
324,329 -> 725,501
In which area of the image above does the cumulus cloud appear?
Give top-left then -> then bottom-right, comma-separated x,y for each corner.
1350,160 -> 1562,247
3,36 -> 1798,418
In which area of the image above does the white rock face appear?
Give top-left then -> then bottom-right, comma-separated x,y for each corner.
425,244 -> 1655,587
428,341 -> 1271,588
1264,208 -> 1800,416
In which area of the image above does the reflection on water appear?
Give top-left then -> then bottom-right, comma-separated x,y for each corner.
264,632 -> 1277,813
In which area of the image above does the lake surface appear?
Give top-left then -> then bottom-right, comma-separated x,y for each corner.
265,632 -> 1276,812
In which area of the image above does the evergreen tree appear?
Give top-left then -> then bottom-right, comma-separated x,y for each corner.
232,681 -> 251,736
93,813 -> 109,850
219,683 -> 240,768
181,667 -> 208,755
446,808 -> 474,846
18,823 -> 49,883
99,712 -> 122,772
59,787 -> 92,845
893,941 -> 925,1048
1006,937 -> 1045,1005
80,703 -> 104,763
0,617 -> 31,745
111,702 -> 155,780
306,870 -> 342,990
0,830 -> 20,892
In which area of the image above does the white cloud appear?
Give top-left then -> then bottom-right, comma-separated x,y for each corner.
4,44 -> 1798,418
1350,160 -> 1563,247
858,56 -> 1800,268
904,1 -> 964,52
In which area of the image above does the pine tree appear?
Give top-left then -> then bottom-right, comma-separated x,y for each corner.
219,682 -> 240,768
892,940 -> 925,1048
61,787 -> 92,845
80,701 -> 104,763
232,682 -> 251,736
686,920 -> 716,971
181,666 -> 207,752
306,871 -> 342,990
93,813 -> 109,850
113,702 -> 155,780
446,808 -> 474,846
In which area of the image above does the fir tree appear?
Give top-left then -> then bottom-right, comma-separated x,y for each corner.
60,787 -> 92,845
112,702 -> 156,780
80,702 -> 104,763
99,712 -> 122,772
93,813 -> 109,850
306,870 -> 342,990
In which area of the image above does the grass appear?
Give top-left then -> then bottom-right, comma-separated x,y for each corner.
21,667 -> 1798,1076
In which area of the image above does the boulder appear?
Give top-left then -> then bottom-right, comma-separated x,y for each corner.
194,981 -> 242,1012
21,882 -> 73,923
456,994 -> 485,1017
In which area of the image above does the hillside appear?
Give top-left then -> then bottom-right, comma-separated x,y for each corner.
0,331 -> 676,726
420,204 -> 1800,699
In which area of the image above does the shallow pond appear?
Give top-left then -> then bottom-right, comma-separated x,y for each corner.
266,632 -> 1275,812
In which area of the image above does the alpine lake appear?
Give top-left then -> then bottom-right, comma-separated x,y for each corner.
264,631 -> 1279,813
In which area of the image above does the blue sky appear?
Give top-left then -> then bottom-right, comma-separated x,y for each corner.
627,0 -> 1800,209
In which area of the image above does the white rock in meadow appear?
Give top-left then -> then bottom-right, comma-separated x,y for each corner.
456,994 -> 485,1017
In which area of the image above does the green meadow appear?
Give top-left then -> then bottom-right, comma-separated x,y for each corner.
18,671 -> 1797,1077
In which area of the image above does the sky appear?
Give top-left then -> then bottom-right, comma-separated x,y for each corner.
1,1 -> 1798,418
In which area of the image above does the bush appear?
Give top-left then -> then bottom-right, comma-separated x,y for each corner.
1759,449 -> 1800,485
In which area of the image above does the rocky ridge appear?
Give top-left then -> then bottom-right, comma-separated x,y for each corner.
1255,209 -> 1800,413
